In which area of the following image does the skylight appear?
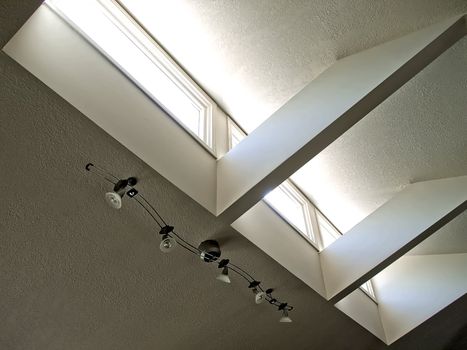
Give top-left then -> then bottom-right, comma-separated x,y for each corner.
316,211 -> 342,249
264,182 -> 315,242
227,120 -> 316,244
228,119 -> 246,149
46,0 -> 214,149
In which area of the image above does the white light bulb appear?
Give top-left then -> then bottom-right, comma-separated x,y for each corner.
279,310 -> 292,323
159,235 -> 177,253
216,267 -> 231,284
105,191 -> 122,209
255,291 -> 266,304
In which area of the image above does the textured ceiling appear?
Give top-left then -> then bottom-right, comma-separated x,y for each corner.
2,2 -> 467,349
292,36 -> 467,245
122,0 -> 467,132
124,0 -> 467,254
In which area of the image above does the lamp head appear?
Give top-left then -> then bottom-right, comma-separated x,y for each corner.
280,310 -> 292,323
105,191 -> 122,209
254,291 -> 266,304
160,234 -> 177,253
216,266 -> 231,284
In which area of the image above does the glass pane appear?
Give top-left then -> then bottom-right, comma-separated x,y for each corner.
360,280 -> 376,299
47,0 -> 206,144
264,185 -> 308,235
317,214 -> 340,249
229,122 -> 246,148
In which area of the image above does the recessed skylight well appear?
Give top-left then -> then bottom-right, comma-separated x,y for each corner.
46,0 -> 214,151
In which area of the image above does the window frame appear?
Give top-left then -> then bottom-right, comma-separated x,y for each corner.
264,180 -> 318,246
46,0 -> 216,153
315,210 -> 342,250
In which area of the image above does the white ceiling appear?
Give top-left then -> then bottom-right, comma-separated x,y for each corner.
124,0 -> 467,254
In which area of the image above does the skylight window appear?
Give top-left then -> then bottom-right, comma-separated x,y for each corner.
46,0 -> 214,149
316,211 -> 342,249
264,182 -> 315,242
228,119 -> 246,149
227,119 -> 316,245
360,280 -> 377,301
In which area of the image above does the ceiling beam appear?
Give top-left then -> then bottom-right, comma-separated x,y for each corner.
320,176 -> 467,304
216,15 -> 466,222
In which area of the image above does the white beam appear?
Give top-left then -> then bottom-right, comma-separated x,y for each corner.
216,15 -> 466,222
320,176 -> 467,303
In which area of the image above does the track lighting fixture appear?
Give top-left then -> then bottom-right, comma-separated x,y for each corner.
106,178 -> 137,209
105,191 -> 123,209
280,310 -> 292,323
160,234 -> 177,253
254,290 -> 266,304
85,163 -> 137,210
278,303 -> 292,323
216,259 -> 231,283
159,225 -> 176,253
85,163 -> 294,321
217,267 -> 231,284
198,240 -> 221,262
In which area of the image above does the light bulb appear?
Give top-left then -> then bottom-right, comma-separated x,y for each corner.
279,310 -> 292,323
254,291 -> 266,304
216,266 -> 231,284
105,191 -> 122,209
160,234 -> 176,253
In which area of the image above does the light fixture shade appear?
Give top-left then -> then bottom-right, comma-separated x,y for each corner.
105,191 -> 122,209
216,266 -> 231,284
160,235 -> 177,253
279,310 -> 292,323
255,291 -> 266,304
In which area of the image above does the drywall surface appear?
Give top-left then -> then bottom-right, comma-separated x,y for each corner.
216,16 -> 466,221
373,253 -> 467,344
321,176 -> 467,301
3,5 -> 218,214
335,290 -> 386,342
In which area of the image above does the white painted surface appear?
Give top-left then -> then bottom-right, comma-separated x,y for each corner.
122,1 -> 467,134
232,201 -> 326,297
121,0 -> 467,254
216,16 -> 465,220
3,5 -> 218,213
373,253 -> 467,344
335,289 -> 386,343
321,176 -> 467,300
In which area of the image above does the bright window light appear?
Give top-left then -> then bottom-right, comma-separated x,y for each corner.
316,212 -> 341,249
228,119 -> 246,149
227,119 -> 316,245
265,182 -> 315,244
360,280 -> 377,301
45,0 -> 214,149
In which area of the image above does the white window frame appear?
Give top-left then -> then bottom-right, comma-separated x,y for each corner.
46,0 -> 216,153
360,280 -> 377,302
227,118 -> 247,150
315,210 -> 342,250
265,180 -> 317,245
